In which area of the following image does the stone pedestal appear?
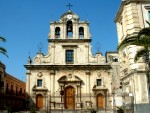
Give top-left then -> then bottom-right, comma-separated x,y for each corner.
76,102 -> 82,108
86,101 -> 92,108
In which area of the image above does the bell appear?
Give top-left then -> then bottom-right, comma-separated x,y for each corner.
67,25 -> 72,32
55,30 -> 60,35
79,31 -> 83,35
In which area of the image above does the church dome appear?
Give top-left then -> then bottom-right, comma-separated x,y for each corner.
60,10 -> 80,22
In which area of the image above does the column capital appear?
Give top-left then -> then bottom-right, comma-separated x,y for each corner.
85,71 -> 91,75
50,70 -> 55,75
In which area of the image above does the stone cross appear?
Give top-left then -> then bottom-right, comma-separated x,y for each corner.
66,3 -> 73,10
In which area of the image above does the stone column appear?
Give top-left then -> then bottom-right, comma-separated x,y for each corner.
86,71 -> 91,97
85,45 -> 89,64
50,70 -> 55,101
51,44 -> 55,64
76,84 -> 82,109
26,70 -> 31,95
85,71 -> 92,108
73,22 -> 78,39
76,85 -> 79,102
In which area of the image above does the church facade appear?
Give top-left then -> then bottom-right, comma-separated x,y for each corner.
25,10 -> 120,110
24,0 -> 150,112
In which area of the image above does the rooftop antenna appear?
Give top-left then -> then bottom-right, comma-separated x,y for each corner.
37,42 -> 44,53
95,41 -> 101,53
86,14 -> 89,21
66,3 -> 73,11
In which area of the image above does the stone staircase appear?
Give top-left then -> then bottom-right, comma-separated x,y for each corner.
11,109 -> 114,113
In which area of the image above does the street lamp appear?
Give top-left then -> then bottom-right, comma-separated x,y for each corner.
60,87 -> 64,113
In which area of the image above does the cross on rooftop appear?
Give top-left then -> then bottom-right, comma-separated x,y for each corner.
66,3 -> 73,10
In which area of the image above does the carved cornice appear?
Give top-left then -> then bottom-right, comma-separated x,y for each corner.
32,87 -> 48,92
58,80 -> 81,84
62,45 -> 78,48
120,69 -> 148,80
24,64 -> 111,70
92,87 -> 108,91
48,39 -> 92,43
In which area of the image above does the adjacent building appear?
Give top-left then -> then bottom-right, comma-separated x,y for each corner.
115,0 -> 150,112
0,62 -> 26,111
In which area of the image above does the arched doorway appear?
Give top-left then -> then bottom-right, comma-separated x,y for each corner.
97,93 -> 105,109
36,94 -> 43,109
64,86 -> 75,109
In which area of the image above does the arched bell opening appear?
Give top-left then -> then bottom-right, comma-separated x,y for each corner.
79,27 -> 84,39
66,21 -> 73,38
55,27 -> 60,38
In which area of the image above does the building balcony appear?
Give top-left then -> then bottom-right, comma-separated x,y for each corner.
5,89 -> 26,99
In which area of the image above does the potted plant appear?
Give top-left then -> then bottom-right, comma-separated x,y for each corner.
116,106 -> 124,113
91,108 -> 97,113
30,107 -> 37,113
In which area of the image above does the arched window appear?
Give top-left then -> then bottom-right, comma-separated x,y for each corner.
79,27 -> 84,39
67,21 -> 73,38
55,27 -> 60,38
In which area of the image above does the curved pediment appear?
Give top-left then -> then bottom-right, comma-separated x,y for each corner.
60,10 -> 79,22
58,75 -> 82,83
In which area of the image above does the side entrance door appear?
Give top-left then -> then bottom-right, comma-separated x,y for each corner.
36,94 -> 43,109
97,93 -> 105,109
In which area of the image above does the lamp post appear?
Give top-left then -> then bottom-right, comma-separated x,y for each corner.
60,87 -> 64,113
49,91 -> 51,113
112,88 -> 115,111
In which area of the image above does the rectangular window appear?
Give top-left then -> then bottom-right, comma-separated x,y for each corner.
37,79 -> 42,87
97,79 -> 102,86
66,50 -> 74,63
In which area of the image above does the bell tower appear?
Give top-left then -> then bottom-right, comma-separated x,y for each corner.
47,9 -> 91,65
48,10 -> 90,40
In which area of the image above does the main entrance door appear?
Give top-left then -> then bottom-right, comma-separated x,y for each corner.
97,93 -> 105,109
36,94 -> 43,109
64,86 -> 75,109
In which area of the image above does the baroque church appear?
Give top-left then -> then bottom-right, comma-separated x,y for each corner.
25,0 -> 150,112
25,8 -> 120,111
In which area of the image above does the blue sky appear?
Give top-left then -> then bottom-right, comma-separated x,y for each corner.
0,0 -> 121,82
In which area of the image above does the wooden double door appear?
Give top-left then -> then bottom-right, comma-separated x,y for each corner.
64,86 -> 75,109
36,94 -> 43,109
97,93 -> 105,109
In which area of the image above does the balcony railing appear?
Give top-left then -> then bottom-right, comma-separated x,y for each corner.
4,89 -> 26,98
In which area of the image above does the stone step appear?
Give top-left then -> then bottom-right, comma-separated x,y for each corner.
12,109 -> 114,113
